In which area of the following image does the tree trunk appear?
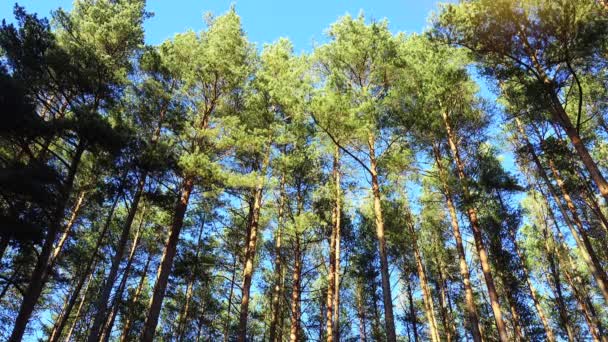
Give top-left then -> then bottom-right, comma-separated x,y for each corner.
549,91 -> 608,203
546,157 -> 608,303
64,269 -> 95,342
140,176 -> 195,341
406,277 -> 419,342
433,144 -> 483,342
48,192 -> 120,342
223,255 -> 238,342
236,140 -> 271,342
516,118 -> 608,301
509,230 -> 555,341
435,257 -> 453,342
176,214 -> 205,342
325,148 -> 341,342
10,141 -> 85,342
289,236 -> 302,342
100,206 -> 147,342
522,36 -> 608,203
355,282 -> 367,342
406,217 -> 441,342
536,192 -> 576,342
367,134 -> 397,342
332,148 -> 342,342
119,252 -> 152,342
269,173 -> 285,342
442,111 -> 509,342
88,172 -> 148,342
50,190 -> 86,264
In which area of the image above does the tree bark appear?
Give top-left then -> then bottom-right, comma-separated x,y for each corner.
546,157 -> 608,303
435,256 -> 453,342
222,255 -> 238,342
405,210 -> 441,342
441,111 -> 509,342
100,206 -> 147,342
406,277 -> 419,342
236,140 -> 271,342
48,192 -> 120,342
140,175 -> 195,341
433,144 -> 483,342
176,214 -> 205,342
332,148 -> 342,342
269,173 -> 286,342
509,230 -> 556,341
355,282 -> 367,342
326,148 -> 341,342
367,134 -> 397,342
88,173 -> 148,342
289,236 -> 302,342
10,141 -> 85,342
119,252 -> 152,342
64,269 -> 95,342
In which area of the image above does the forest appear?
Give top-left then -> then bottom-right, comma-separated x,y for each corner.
1,0 -> 608,341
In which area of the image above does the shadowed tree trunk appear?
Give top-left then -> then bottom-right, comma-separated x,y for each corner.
119,252 -> 152,342
10,141 -> 85,342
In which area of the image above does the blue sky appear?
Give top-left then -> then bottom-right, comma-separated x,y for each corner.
1,1 -> 441,51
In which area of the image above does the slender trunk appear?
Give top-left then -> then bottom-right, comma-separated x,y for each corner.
325,149 -> 340,342
561,257 -> 603,341
223,255 -> 238,342
406,277 -> 419,342
100,206 -> 146,342
88,172 -> 147,342
517,118 -> 608,302
435,257 -> 453,342
50,190 -> 86,264
367,134 -> 397,342
442,111 -> 509,342
119,252 -> 152,342
236,140 -> 271,342
505,290 -> 524,341
289,236 -> 302,342
64,269 -> 95,342
176,215 -> 205,342
407,222 -> 441,342
48,193 -> 120,342
537,193 -> 576,342
140,176 -> 195,341
546,157 -> 608,302
433,144 -> 483,342
10,141 -> 85,342
509,232 -> 555,341
332,148 -> 342,342
269,173 -> 286,342
355,283 -> 367,342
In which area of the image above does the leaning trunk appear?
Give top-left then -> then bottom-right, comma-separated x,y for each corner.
442,111 -> 509,342
140,176 -> 195,341
433,144 -> 483,342
10,141 -> 85,342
